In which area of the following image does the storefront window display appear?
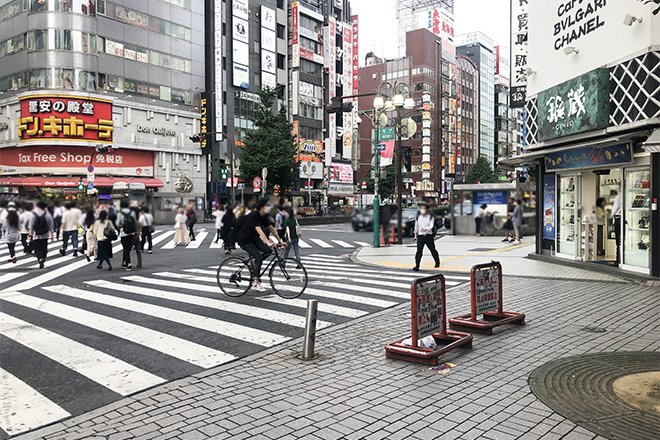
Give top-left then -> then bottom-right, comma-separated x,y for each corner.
624,168 -> 651,269
557,174 -> 578,256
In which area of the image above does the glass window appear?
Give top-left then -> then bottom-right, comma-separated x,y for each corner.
27,29 -> 46,51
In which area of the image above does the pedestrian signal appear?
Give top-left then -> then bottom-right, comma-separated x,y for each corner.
77,178 -> 84,190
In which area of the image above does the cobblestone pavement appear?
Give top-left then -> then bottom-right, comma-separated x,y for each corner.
14,261 -> 659,440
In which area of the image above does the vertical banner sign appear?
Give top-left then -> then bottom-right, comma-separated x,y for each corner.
200,93 -> 210,153
342,24 -> 353,160
291,2 -> 300,68
292,120 -> 299,159
261,5 -> 277,89
510,0 -> 528,108
233,0 -> 250,88
326,17 -> 336,166
543,173 -> 556,240
214,0 -> 223,141
352,15 -> 359,102
422,93 -> 431,182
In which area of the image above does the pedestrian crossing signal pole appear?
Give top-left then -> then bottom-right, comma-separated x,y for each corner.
373,116 -> 381,248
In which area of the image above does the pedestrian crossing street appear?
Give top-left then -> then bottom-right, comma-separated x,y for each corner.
0,254 -> 471,437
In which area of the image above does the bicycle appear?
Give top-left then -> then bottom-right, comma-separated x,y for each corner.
481,211 -> 503,236
216,244 -> 308,298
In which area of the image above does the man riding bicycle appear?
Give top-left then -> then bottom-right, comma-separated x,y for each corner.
235,198 -> 284,292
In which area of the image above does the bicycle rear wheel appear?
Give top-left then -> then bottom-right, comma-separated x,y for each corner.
217,257 -> 252,297
269,258 -> 308,299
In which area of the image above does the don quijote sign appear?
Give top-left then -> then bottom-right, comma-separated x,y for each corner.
137,125 -> 177,136
18,95 -> 114,143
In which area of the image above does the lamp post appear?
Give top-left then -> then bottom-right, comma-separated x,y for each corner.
302,163 -> 316,206
373,81 -> 414,245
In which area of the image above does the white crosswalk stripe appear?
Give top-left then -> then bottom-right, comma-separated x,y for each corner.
0,256 -> 471,436
308,238 -> 333,248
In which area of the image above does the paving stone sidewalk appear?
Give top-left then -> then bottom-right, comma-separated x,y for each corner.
16,265 -> 660,440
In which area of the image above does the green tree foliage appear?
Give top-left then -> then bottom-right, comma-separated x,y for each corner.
466,156 -> 497,184
239,86 -> 298,195
361,165 -> 396,202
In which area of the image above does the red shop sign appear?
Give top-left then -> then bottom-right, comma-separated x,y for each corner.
18,95 -> 114,143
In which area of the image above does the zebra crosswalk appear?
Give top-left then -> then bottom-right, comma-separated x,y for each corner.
0,254 -> 471,437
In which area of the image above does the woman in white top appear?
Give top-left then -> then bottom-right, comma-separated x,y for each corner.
172,207 -> 190,246
412,202 -> 440,271
475,204 -> 487,236
93,209 -> 115,270
213,205 -> 226,244
139,206 -> 155,253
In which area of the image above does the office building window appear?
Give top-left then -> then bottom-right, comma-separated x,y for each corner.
31,0 -> 96,15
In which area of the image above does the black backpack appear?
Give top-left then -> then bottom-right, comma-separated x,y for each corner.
122,212 -> 137,234
190,212 -> 198,225
230,215 -> 246,242
33,213 -> 49,235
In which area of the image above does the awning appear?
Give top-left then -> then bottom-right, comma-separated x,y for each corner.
0,176 -> 164,188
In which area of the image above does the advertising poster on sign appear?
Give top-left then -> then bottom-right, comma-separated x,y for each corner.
233,64 -> 249,88
329,163 -> 353,184
415,279 -> 443,339
543,174 -> 556,240
474,267 -> 500,316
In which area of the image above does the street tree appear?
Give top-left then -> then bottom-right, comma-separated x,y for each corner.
466,156 -> 497,184
361,165 -> 396,202
240,86 -> 298,196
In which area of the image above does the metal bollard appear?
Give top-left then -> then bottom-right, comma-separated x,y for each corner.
301,300 -> 318,359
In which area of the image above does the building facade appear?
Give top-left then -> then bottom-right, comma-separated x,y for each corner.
0,0 -> 205,222
456,55 -> 478,177
456,32 -> 495,168
513,0 -> 659,277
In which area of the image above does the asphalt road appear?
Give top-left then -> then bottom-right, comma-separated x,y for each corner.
0,222 -> 458,438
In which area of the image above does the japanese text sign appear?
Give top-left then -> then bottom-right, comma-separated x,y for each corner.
538,68 -> 609,141
510,0 -> 528,108
473,266 -> 500,316
18,95 -> 114,143
414,278 -> 443,339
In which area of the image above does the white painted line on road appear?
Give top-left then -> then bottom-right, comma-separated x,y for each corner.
150,230 -> 175,246
257,294 -> 367,318
309,239 -> 332,248
354,241 -> 370,247
268,283 -> 397,309
88,278 -> 332,329
308,254 -> 347,259
210,239 -> 223,249
0,312 -> 165,396
311,281 -> 410,299
0,291 -> 235,369
304,270 -> 412,289
186,232 -> 208,249
0,272 -> 28,286
331,240 -> 354,248
156,271 -> 215,283
0,367 -> 70,436
297,239 -> 312,248
43,285 -> 290,348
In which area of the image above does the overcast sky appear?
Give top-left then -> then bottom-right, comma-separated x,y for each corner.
350,0 -> 511,65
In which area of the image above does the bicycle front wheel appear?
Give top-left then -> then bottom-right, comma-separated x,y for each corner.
269,258 -> 308,299
217,257 -> 252,297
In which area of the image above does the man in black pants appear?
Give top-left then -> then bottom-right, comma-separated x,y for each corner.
117,200 -> 137,271
236,198 -> 284,291
413,202 -> 440,271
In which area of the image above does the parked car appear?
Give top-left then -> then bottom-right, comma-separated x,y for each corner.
352,209 -> 373,231
389,208 -> 418,238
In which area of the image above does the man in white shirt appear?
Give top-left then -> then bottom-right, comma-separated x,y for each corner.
60,203 -> 81,257
19,203 -> 34,254
413,202 -> 440,271
52,200 -> 65,240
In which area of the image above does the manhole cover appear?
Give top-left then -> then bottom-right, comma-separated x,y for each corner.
467,248 -> 496,252
582,326 -> 607,333
529,352 -> 660,440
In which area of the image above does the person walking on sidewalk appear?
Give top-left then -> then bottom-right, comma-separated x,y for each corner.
117,200 -> 137,271
412,202 -> 440,271
235,198 -> 283,292
380,203 -> 392,245
503,197 -> 515,242
60,203 -> 81,257
221,205 -> 236,254
283,207 -> 301,263
275,205 -> 288,241
173,207 -> 191,246
52,200 -> 65,240
93,210 -> 114,270
512,199 -> 524,244
19,203 -> 34,255
475,204 -> 487,236
130,207 -> 143,269
2,204 -> 20,264
186,203 -> 197,241
213,205 -> 225,244
139,206 -> 154,254
29,201 -> 54,269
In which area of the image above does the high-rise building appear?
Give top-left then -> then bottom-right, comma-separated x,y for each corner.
456,32 -> 495,167
456,55 -> 479,177
0,0 -> 205,221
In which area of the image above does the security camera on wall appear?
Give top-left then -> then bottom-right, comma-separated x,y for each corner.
623,14 -> 642,26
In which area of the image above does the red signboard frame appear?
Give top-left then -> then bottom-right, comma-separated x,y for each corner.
449,261 -> 525,335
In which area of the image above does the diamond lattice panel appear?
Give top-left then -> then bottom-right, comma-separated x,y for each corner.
610,51 -> 660,125
524,98 -> 538,147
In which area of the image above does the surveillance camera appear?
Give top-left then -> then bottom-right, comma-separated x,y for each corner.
623,14 -> 642,26
563,46 -> 579,55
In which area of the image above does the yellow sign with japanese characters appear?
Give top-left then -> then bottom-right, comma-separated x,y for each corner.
18,95 -> 114,143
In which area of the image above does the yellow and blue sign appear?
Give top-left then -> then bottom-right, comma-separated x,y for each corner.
545,143 -> 631,172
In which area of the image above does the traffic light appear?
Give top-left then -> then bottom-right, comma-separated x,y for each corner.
220,167 -> 228,182
77,178 -> 84,190
326,97 -> 353,114
189,134 -> 204,143
95,146 -> 112,153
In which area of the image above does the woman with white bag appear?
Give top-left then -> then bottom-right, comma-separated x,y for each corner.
172,207 -> 190,246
